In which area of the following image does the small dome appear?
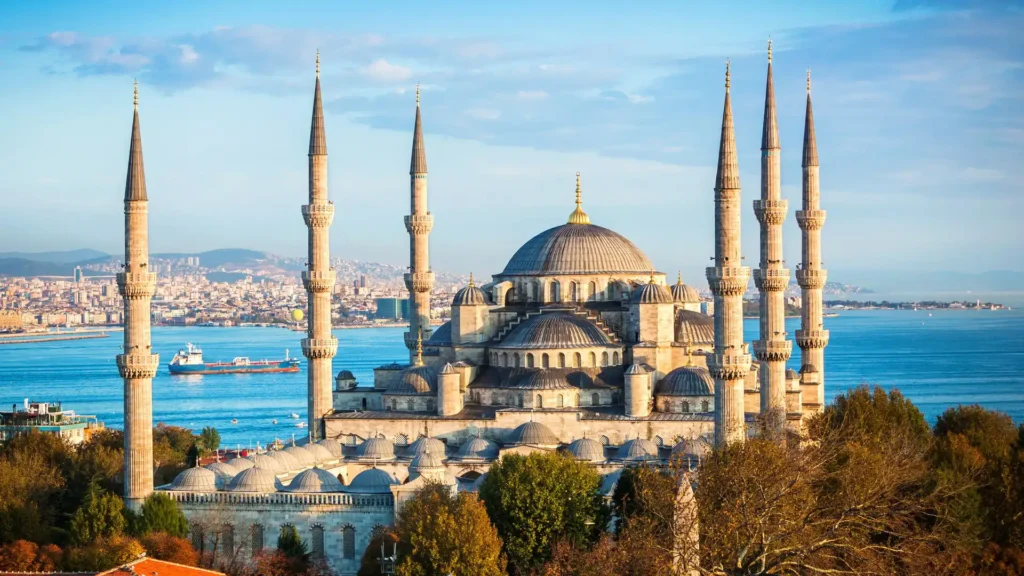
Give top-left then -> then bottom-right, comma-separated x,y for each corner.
204,462 -> 241,489
630,281 -> 673,305
506,421 -> 559,446
676,310 -> 715,345
267,450 -> 301,471
407,437 -> 446,458
616,438 -> 659,462
456,437 -> 498,460
439,363 -> 457,375
388,365 -> 437,394
170,467 -> 218,493
800,364 -> 819,374
287,468 -> 344,493
625,363 -> 647,376
657,366 -> 714,396
408,448 -> 446,481
567,438 -> 606,463
305,443 -> 335,462
247,453 -> 284,473
671,276 -> 701,303
510,369 -> 575,390
316,438 -> 343,458
672,437 -> 712,459
346,468 -> 400,493
228,467 -> 282,493
283,445 -> 316,467
453,280 -> 489,306
494,312 -> 613,350
336,369 -> 355,380
786,368 -> 799,380
355,437 -> 396,461
227,457 -> 255,470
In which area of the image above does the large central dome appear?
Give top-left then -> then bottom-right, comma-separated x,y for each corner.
502,223 -> 654,276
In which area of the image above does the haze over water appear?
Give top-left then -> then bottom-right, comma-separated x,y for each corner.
1,309 -> 1021,447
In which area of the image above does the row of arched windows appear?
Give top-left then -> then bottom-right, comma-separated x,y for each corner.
663,399 -> 711,413
491,350 -> 619,368
385,398 -> 435,412
506,279 -> 619,305
191,523 -> 361,560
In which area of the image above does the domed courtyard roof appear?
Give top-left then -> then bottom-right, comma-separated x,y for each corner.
616,438 -> 659,462
456,437 -> 499,460
247,453 -> 283,473
346,468 -> 400,493
287,468 -> 344,493
305,443 -> 335,462
501,223 -> 654,276
228,467 -> 282,493
494,312 -> 613,350
657,366 -> 714,396
204,462 -> 240,489
170,466 -> 218,492
316,438 -> 343,458
406,437 -> 446,458
267,450 -> 301,471
506,421 -> 559,446
566,438 -> 606,463
388,365 -> 437,394
283,445 -> 316,467
355,437 -> 396,461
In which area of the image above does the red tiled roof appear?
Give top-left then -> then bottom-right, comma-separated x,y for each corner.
96,558 -> 224,576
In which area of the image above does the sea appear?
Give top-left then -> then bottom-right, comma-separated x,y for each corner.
1,309 -> 1021,447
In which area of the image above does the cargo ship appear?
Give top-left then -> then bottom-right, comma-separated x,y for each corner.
168,343 -> 300,375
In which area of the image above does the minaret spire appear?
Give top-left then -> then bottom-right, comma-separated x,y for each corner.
753,38 -> 791,439
405,85 -> 435,360
567,171 -> 591,224
118,81 -> 159,510
301,52 -> 338,440
796,68 -> 829,414
707,60 -> 751,447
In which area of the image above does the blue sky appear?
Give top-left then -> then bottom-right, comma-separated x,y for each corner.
1,0 -> 1021,284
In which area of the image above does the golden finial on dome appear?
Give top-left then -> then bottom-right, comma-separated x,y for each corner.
685,342 -> 693,366
567,171 -> 591,225
316,49 -> 320,78
807,69 -> 811,94
414,329 -> 424,366
468,272 -> 475,288
767,37 -> 772,64
649,269 -> 656,284
133,79 -> 138,108
416,83 -> 420,106
725,60 -> 731,91
677,270 -> 683,285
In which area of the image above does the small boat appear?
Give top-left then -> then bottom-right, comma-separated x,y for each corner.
231,419 -> 238,425
296,422 -> 307,428
272,419 -> 278,425
289,413 -> 300,419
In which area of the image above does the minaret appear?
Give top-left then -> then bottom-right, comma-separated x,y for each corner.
752,39 -> 792,436
119,81 -> 159,510
301,51 -> 337,440
404,84 -> 435,360
795,70 -> 829,412
706,62 -> 752,447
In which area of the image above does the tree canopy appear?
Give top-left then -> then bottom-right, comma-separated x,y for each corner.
68,482 -> 126,545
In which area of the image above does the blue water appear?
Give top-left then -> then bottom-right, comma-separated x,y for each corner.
0,310 -> 1021,446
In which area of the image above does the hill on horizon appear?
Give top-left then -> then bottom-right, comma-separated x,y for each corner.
0,249 -> 108,263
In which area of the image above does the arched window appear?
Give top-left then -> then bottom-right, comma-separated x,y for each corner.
536,395 -> 543,408
592,393 -> 600,406
389,399 -> 397,411
557,394 -> 564,408
361,398 -> 367,410
311,525 -> 325,558
589,352 -> 596,367
502,353 -> 509,367
527,353 -> 534,368
601,352 -> 609,366
342,525 -> 356,559
406,399 -> 414,411
220,524 -> 234,556
574,352 -> 581,368
395,433 -> 409,446
570,282 -> 579,302
518,393 -> 524,408
191,524 -> 204,553
514,353 -> 520,368
558,353 -> 566,368
251,524 -> 265,554
702,400 -> 709,412
599,435 -> 610,446
550,281 -> 561,302
506,285 -> 516,304
426,399 -> 435,412
682,401 -> 690,413
612,351 -> 620,365
542,353 -> 549,368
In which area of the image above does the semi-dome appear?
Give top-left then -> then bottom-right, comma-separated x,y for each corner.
170,466 -> 218,492
501,223 -> 654,276
247,453 -> 284,473
204,462 -> 241,489
355,437 -> 396,461
406,437 -> 446,458
567,438 -> 606,463
786,368 -> 800,380
305,443 -> 335,462
283,445 -> 316,467
616,438 -> 659,462
227,457 -> 255,470
267,450 -> 301,471
388,365 -> 437,394
657,366 -> 714,396
287,468 -> 344,493
671,275 -> 701,303
510,369 -> 576,390
506,421 -> 559,446
676,310 -> 715,345
630,280 -> 673,305
346,468 -> 400,493
494,312 -> 613,350
456,437 -> 498,460
453,276 -> 489,306
228,467 -> 282,493
425,322 -> 452,346
317,438 -> 343,458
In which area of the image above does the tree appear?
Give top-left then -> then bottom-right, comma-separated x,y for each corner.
272,524 -> 309,575
68,482 -> 126,545
135,493 -> 189,538
394,484 -> 505,576
140,532 -> 199,566
200,427 -> 221,454
808,384 -> 931,450
359,530 -> 399,576
0,540 -> 60,572
64,535 -> 144,571
479,452 -> 605,574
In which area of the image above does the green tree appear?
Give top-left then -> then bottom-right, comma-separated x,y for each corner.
133,493 -> 188,538
274,524 -> 309,574
479,452 -> 604,574
394,484 -> 505,576
358,529 -> 399,576
808,384 -> 931,450
64,535 -> 144,571
200,426 -> 221,454
68,482 -> 126,545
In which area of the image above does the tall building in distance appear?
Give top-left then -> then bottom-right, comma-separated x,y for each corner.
375,297 -> 409,320
753,40 -> 791,436
117,82 -> 159,511
300,52 -> 338,440
403,85 -> 434,362
796,71 -> 829,412
73,266 -> 84,283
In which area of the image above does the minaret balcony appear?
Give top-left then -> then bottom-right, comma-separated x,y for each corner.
795,329 -> 830,350
707,351 -> 752,381
753,268 -> 790,292
753,199 -> 788,226
117,353 -> 160,379
302,204 -> 335,227
116,272 -> 157,299
404,214 -> 434,235
753,340 -> 793,362
796,269 -> 828,289
795,210 -> 826,231
302,269 -> 336,293
404,271 -> 435,293
705,267 -> 750,297
301,337 -> 338,360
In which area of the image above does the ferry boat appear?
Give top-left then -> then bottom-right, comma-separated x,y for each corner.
168,343 -> 300,375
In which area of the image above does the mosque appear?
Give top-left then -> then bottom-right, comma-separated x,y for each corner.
116,42 -> 829,575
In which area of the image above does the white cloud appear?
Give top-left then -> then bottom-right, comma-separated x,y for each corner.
362,58 -> 413,82
516,90 -> 548,101
179,44 -> 199,64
